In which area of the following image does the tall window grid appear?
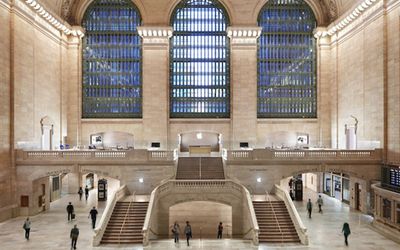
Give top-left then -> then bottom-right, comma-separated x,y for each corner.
257,0 -> 317,118
170,0 -> 230,118
82,0 -> 142,118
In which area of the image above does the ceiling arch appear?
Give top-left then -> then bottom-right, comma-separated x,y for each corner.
34,0 -> 361,26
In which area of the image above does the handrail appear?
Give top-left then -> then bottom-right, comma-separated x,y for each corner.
93,185 -> 129,246
265,190 -> 283,243
274,184 -> 308,245
119,193 -> 135,244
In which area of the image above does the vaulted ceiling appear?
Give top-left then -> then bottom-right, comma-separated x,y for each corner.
38,0 -> 360,25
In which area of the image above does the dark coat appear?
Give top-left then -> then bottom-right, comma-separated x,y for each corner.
342,223 -> 351,235
90,209 -> 98,219
70,227 -> 79,239
67,204 -> 74,213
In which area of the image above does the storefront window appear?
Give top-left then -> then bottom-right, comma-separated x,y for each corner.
396,203 -> 400,224
382,198 -> 391,220
324,173 -> 331,195
333,175 -> 342,200
342,178 -> 350,204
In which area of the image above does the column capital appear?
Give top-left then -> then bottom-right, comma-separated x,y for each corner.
313,27 -> 331,47
227,26 -> 262,46
138,26 -> 173,45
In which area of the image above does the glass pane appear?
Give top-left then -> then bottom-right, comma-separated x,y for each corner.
170,0 -> 230,118
82,0 -> 142,118
257,0 -> 317,118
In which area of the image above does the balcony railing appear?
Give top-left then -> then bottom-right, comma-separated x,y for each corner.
16,149 -> 177,165
224,148 -> 383,163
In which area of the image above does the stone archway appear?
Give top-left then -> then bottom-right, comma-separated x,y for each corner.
169,201 -> 232,238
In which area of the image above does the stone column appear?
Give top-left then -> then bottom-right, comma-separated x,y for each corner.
66,31 -> 83,147
138,27 -> 172,149
314,28 -> 332,148
227,27 -> 261,149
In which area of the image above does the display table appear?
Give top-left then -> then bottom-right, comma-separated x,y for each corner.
189,145 -> 211,154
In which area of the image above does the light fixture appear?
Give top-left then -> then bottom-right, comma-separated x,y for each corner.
257,177 -> 262,183
196,132 -> 203,140
139,178 -> 144,183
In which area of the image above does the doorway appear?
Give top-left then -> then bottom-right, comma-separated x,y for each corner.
355,183 -> 361,211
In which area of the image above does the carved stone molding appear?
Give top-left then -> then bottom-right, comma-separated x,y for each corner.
61,0 -> 74,22
137,26 -> 173,45
227,27 -> 262,46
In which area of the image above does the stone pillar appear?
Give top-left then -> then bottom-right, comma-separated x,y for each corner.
227,27 -> 261,149
138,27 -> 172,149
314,28 -> 332,148
330,34 -> 339,148
66,32 -> 83,147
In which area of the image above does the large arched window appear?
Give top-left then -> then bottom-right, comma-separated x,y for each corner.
258,0 -> 317,118
82,0 -> 142,118
170,0 -> 230,118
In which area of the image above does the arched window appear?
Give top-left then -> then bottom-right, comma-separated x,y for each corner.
170,0 -> 230,118
258,0 -> 317,118
82,0 -> 142,118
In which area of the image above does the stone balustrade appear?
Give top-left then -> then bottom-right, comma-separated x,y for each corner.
15,149 -> 177,165
143,180 -> 259,245
224,148 -> 383,164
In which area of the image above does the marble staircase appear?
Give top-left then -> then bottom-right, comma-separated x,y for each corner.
253,200 -> 300,243
101,201 -> 149,244
176,157 -> 224,179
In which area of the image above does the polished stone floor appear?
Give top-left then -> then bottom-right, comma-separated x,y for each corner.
0,188 -> 399,250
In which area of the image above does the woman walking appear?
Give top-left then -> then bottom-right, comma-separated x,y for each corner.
171,221 -> 180,243
342,222 -> 351,246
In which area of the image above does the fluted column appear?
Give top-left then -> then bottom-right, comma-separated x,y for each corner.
227,27 -> 261,149
138,27 -> 172,149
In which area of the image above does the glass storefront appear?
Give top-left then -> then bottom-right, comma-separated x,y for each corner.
333,174 -> 342,200
323,173 -> 331,195
397,203 -> 400,224
342,178 -> 350,204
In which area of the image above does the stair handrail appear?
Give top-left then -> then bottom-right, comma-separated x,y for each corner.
274,184 -> 308,245
119,192 -> 135,244
92,185 -> 129,246
265,190 -> 284,243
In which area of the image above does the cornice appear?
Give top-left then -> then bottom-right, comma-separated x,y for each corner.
227,27 -> 262,47
138,26 -> 173,46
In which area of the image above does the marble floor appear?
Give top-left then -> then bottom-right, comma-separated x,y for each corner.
0,188 -> 399,250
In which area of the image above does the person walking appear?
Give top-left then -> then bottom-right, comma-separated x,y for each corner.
171,221 -> 180,243
78,187 -> 83,201
184,221 -> 192,246
317,195 -> 324,213
66,202 -> 74,221
22,217 -> 31,240
70,224 -> 79,250
85,186 -> 89,201
342,222 -> 351,246
89,207 -> 98,229
306,199 -> 313,218
217,222 -> 223,239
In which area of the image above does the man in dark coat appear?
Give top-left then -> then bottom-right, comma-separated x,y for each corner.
66,202 -> 74,221
89,206 -> 98,229
70,225 -> 79,249
85,186 -> 90,201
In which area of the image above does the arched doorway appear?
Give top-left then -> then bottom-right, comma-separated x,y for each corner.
169,201 -> 232,239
